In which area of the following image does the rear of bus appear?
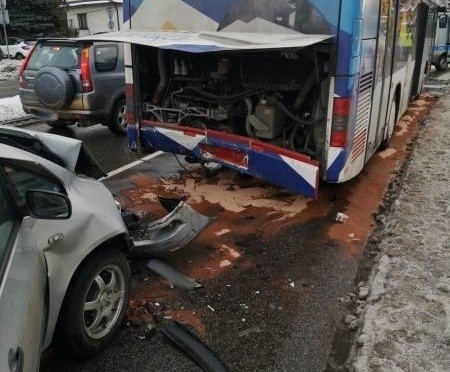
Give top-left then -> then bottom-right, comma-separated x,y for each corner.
119,0 -> 345,198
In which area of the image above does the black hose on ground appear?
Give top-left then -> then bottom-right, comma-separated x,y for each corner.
160,322 -> 229,372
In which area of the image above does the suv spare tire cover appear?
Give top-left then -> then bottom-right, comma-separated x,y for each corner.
35,67 -> 75,109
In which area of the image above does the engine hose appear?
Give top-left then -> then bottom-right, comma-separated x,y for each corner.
268,97 -> 324,126
179,85 -> 263,102
152,49 -> 169,105
293,73 -> 316,110
288,124 -> 314,154
288,124 -> 305,151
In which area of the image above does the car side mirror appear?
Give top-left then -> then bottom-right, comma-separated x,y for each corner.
439,15 -> 448,29
26,190 -> 72,220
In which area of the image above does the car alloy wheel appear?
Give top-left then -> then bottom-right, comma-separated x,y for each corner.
109,99 -> 127,136
83,264 -> 126,340
117,105 -> 127,130
54,248 -> 130,356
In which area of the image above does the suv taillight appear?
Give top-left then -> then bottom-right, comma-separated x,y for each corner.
80,46 -> 93,92
18,45 -> 35,87
331,97 -> 352,147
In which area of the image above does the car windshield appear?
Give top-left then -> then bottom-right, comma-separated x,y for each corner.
27,44 -> 81,70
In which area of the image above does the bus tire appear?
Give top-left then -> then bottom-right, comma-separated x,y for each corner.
380,100 -> 397,150
436,54 -> 448,71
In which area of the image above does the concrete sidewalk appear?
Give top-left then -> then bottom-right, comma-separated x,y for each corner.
347,78 -> 450,371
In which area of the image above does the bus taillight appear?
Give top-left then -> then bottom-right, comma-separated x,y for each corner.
125,84 -> 136,124
331,97 -> 352,147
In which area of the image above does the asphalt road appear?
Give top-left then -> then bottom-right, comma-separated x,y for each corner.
26,122 -> 131,172
0,79 -> 19,98
25,92 -> 437,372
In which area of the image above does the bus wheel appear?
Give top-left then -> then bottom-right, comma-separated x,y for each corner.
436,54 -> 448,71
380,101 -> 397,150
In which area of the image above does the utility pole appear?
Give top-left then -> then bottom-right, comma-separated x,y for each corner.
0,0 -> 9,58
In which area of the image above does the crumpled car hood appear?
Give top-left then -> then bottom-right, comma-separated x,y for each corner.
0,126 -> 106,179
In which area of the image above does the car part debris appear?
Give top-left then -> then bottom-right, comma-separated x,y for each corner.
335,212 -> 349,223
147,259 -> 201,290
129,201 -> 212,256
203,162 -> 223,177
160,322 -> 229,372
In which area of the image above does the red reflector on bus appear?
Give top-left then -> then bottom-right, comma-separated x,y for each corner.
331,97 -> 352,147
331,131 -> 348,147
333,97 -> 352,116
125,84 -> 136,124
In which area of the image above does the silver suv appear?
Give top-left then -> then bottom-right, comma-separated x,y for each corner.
19,39 -> 126,136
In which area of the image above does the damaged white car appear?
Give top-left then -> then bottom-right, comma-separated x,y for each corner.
0,126 -> 210,371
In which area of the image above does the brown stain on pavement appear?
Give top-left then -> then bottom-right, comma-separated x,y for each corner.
325,94 -> 438,256
119,94 -> 437,343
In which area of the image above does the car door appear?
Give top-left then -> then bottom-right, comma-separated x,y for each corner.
0,165 -> 47,372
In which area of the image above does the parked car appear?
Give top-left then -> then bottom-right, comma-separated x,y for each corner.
0,37 -> 33,59
19,38 -> 127,136
0,126 -> 210,371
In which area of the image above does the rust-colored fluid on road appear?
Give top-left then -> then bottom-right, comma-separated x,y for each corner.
116,94 -> 437,358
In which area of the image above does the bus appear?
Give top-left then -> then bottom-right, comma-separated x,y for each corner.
86,0 -> 440,199
433,7 -> 450,70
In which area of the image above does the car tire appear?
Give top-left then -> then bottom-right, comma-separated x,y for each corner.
435,54 -> 448,71
15,53 -> 24,60
54,248 -> 130,357
35,67 -> 74,109
108,99 -> 127,136
379,100 -> 397,150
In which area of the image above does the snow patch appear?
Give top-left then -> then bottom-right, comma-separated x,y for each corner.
0,95 -> 26,122
0,59 -> 21,81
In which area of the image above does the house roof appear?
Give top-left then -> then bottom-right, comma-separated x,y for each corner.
65,0 -> 122,7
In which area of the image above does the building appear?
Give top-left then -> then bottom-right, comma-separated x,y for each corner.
63,0 -> 123,36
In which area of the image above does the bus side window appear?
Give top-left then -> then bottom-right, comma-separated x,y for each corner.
439,15 -> 448,29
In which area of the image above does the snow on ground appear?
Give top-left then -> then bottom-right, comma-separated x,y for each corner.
0,95 -> 26,121
0,60 -> 26,121
348,91 -> 450,371
0,59 -> 21,81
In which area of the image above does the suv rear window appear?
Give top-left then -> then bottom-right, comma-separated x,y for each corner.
27,44 -> 81,71
94,44 -> 118,72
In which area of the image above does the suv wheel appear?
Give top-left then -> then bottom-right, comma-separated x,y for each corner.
15,53 -> 24,60
55,248 -> 130,357
108,99 -> 127,136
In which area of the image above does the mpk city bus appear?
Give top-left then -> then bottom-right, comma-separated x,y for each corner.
86,0 -> 440,199
433,6 -> 450,70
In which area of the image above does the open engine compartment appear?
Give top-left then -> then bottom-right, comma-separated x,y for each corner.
136,45 -> 332,159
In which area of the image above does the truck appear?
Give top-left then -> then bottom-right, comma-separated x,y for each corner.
83,0 -> 440,199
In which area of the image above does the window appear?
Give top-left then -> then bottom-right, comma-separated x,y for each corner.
68,18 -> 75,29
0,179 -> 17,281
27,44 -> 81,71
2,163 -> 66,207
77,13 -> 88,30
94,44 -> 119,72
